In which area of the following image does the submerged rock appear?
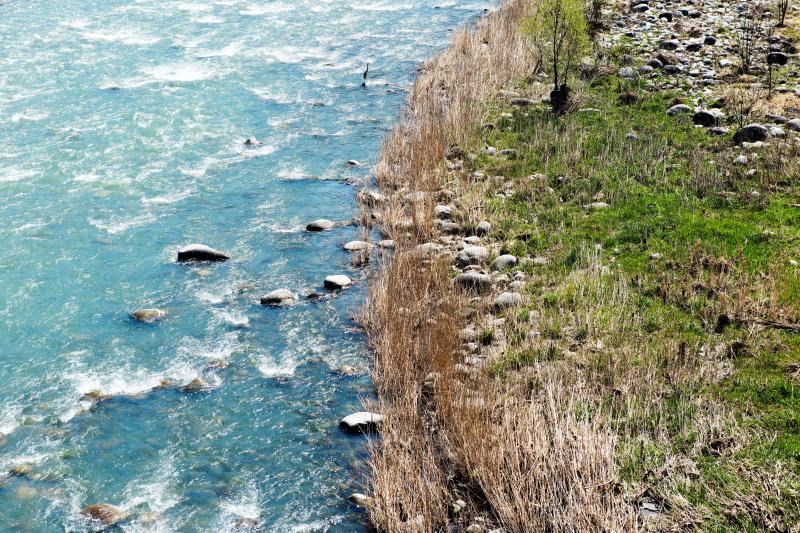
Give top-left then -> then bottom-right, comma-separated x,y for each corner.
233,517 -> 262,529
324,275 -> 352,290
130,308 -> 166,323
260,289 -> 297,306
177,244 -> 229,263
80,504 -> 123,525
180,378 -> 208,393
306,219 -> 334,232
81,390 -> 113,403
339,411 -> 384,433
8,464 -> 32,477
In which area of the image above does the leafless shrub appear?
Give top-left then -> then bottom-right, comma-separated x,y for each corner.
775,0 -> 791,26
723,83 -> 767,128
736,4 -> 764,74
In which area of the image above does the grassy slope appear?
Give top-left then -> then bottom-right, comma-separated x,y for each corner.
458,78 -> 800,530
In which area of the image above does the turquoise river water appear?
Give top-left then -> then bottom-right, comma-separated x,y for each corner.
0,1 -> 490,531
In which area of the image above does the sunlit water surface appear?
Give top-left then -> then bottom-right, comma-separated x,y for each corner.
0,0 -> 491,530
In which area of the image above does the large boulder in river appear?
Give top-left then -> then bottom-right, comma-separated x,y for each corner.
177,244 -> 229,263
343,240 -> 374,252
130,309 -> 166,323
733,124 -> 768,145
306,219 -> 334,232
339,411 -> 384,433
260,289 -> 297,306
324,275 -> 352,290
80,504 -> 123,525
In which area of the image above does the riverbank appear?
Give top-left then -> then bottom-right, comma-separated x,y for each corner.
358,0 -> 800,531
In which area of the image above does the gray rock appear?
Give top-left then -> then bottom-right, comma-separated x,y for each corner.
693,110 -> 722,127
433,205 -> 453,219
667,104 -> 692,116
769,126 -> 786,138
436,220 -> 462,234
415,242 -> 443,259
456,246 -> 489,267
734,154 -> 748,166
475,221 -> 491,236
306,219 -> 334,232
660,39 -> 681,51
343,240 -> 374,252
339,411 -> 384,433
493,292 -> 522,311
324,275 -> 352,290
454,273 -> 492,294
377,239 -> 395,249
733,124 -> 768,145
618,67 -> 636,79
787,118 -> 800,132
510,98 -> 537,106
585,201 -> 610,210
767,52 -> 789,66
709,127 -> 730,136
765,114 -> 788,124
260,289 -> 297,305
491,254 -> 517,271
177,244 -> 229,263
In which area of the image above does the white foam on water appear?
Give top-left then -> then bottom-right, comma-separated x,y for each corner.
61,19 -> 91,29
141,189 -> 193,205
238,143 -> 278,159
240,3 -> 294,16
349,0 -> 413,11
69,367 -> 170,399
251,45 -> 329,65
11,220 -> 47,234
0,402 -> 23,436
217,481 -> 263,530
257,361 -> 297,378
142,62 -> 220,84
195,15 -> 226,24
214,309 -> 251,329
88,212 -> 158,235
120,452 -> 180,516
180,157 -> 219,178
73,172 -> 102,183
82,29 -> 161,46
176,1 -> 213,12
197,40 -> 247,58
0,167 -> 39,182
10,111 -> 48,123
276,166 -> 311,181
177,331 -> 242,363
